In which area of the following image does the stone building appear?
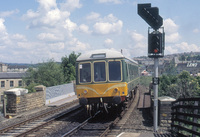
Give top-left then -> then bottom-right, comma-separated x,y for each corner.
135,55 -> 200,76
0,72 -> 27,97
7,65 -> 29,72
0,63 -> 8,72
176,62 -> 200,75
0,63 -> 29,72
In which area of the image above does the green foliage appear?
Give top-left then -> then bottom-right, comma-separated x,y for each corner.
179,55 -> 186,61
179,54 -> 200,61
37,59 -> 65,87
159,71 -> 200,98
159,75 -> 171,96
61,52 -> 80,83
23,67 -> 36,86
23,59 -> 65,91
23,52 -> 80,92
140,76 -> 152,87
25,83 -> 38,93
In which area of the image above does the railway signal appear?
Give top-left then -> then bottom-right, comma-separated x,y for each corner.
138,3 -> 165,58
138,3 -> 165,132
138,3 -> 163,30
148,29 -> 165,58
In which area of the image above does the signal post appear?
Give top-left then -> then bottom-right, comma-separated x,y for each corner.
138,3 -> 165,131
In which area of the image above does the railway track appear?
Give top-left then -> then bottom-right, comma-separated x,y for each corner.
0,86 -> 143,137
0,100 -> 128,137
61,87 -> 140,137
60,110 -> 119,137
0,100 -> 81,137
61,111 -> 100,137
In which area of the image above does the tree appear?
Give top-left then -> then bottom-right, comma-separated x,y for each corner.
195,76 -> 200,96
158,75 -> 170,96
23,52 -> 81,92
186,55 -> 191,61
61,52 -> 80,83
179,55 -> 186,61
177,71 -> 193,98
159,71 -> 200,98
168,84 -> 180,98
24,59 -> 65,89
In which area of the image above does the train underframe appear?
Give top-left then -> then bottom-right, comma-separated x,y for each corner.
79,89 -> 136,116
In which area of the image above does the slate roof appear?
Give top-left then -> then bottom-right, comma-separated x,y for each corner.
0,72 -> 27,79
8,65 -> 28,69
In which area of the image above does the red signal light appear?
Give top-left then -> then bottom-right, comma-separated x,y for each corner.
154,49 -> 158,53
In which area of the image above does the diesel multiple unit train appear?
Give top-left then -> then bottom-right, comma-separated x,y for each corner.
76,49 -> 140,115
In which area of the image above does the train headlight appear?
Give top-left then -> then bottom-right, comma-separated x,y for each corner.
114,88 -> 119,93
83,89 -> 88,94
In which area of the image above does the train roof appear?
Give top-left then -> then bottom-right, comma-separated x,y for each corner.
76,49 -> 138,64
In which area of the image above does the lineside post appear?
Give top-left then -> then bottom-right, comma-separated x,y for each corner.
3,95 -> 6,117
138,3 -> 164,132
153,58 -> 159,131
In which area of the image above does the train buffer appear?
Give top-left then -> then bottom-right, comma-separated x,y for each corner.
137,92 -> 151,109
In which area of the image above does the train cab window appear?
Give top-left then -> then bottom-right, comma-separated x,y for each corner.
94,62 -> 106,82
79,63 -> 91,83
109,61 -> 121,81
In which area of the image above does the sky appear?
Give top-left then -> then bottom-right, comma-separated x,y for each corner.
0,0 -> 200,63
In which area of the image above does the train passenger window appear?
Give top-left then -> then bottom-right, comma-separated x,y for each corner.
126,63 -> 129,77
109,61 -> 121,81
94,62 -> 106,82
79,63 -> 91,83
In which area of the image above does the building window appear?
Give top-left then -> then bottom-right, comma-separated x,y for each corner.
18,80 -> 22,87
1,81 -> 5,88
10,81 -> 14,87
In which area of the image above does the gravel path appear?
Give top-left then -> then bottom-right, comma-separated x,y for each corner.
123,85 -> 153,132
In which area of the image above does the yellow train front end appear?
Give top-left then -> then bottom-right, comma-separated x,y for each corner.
75,50 -> 139,115
76,57 -> 128,106
76,82 -> 128,105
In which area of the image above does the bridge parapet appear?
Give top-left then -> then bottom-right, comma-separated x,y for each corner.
171,98 -> 200,137
158,96 -> 175,132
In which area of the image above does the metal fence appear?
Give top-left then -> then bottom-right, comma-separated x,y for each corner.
171,98 -> 200,137
45,82 -> 75,105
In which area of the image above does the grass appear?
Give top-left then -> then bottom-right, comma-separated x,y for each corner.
140,76 -> 152,87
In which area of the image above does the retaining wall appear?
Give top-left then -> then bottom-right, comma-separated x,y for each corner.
6,85 -> 46,115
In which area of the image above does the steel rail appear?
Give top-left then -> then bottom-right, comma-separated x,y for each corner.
100,87 -> 139,136
61,88 -> 139,137
16,105 -> 82,137
0,100 -> 78,134
61,110 -> 101,137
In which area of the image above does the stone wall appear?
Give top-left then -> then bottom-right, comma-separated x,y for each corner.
6,85 -> 46,115
158,100 -> 173,132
